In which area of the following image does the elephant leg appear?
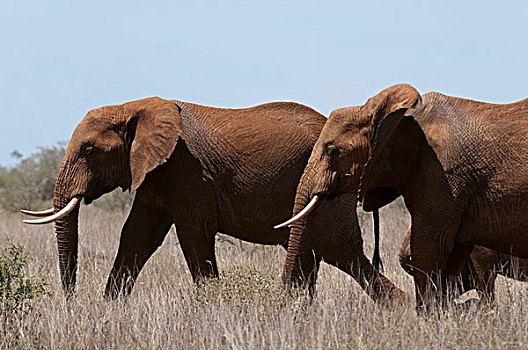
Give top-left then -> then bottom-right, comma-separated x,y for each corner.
286,251 -> 321,298
278,240 -> 320,296
459,258 -> 478,294
314,236 -> 368,291
343,254 -> 405,302
398,226 -> 413,274
177,224 -> 219,283
301,253 -> 321,297
443,243 -> 474,301
480,268 -> 496,303
313,230 -> 406,303
104,197 -> 173,299
459,256 -> 496,304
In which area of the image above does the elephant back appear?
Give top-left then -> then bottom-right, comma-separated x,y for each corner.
173,100 -> 328,234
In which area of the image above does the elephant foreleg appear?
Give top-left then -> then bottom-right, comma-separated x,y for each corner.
104,197 -> 173,300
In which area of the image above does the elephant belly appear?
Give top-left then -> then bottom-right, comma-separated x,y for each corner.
220,227 -> 289,246
216,200 -> 294,245
460,196 -> 528,258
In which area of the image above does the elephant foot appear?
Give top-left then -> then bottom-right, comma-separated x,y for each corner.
371,275 -> 410,306
104,272 -> 135,301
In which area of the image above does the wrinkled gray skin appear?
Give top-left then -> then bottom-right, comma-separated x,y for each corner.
31,97 -> 405,301
283,84 -> 528,311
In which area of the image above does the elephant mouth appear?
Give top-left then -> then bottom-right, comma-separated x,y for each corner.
83,176 -> 117,205
83,190 -> 107,205
322,190 -> 343,200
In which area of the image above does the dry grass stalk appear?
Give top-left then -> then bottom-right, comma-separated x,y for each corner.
1,200 -> 526,349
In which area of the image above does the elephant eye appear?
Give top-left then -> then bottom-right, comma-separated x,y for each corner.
85,146 -> 97,156
326,147 -> 338,157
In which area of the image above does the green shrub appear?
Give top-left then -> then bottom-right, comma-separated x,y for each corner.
0,238 -> 46,323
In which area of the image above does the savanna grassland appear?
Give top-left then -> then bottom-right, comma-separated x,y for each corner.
1,197 -> 527,349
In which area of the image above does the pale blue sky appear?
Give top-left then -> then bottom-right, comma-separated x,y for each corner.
1,1 -> 526,165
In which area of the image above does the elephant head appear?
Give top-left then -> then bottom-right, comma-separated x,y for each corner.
277,84 -> 422,288
22,97 -> 182,296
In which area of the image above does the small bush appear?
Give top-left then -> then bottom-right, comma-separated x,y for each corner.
0,238 -> 46,335
195,268 -> 284,309
0,239 -> 47,316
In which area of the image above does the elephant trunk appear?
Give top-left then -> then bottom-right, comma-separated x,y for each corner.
282,163 -> 321,287
53,164 -> 80,297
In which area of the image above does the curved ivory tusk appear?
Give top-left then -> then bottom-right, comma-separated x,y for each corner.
274,195 -> 321,229
23,197 -> 81,225
20,208 -> 55,217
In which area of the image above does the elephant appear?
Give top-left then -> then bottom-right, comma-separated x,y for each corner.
21,97 -> 406,301
399,227 -> 528,302
276,83 -> 528,311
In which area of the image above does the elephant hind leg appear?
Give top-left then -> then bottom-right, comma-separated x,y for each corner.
498,254 -> 528,282
329,251 -> 408,304
462,257 -> 496,303
361,256 -> 410,304
105,197 -> 173,300
177,223 -> 219,283
314,236 -> 406,303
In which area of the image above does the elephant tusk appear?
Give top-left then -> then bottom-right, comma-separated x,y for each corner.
274,195 -> 321,229
20,208 -> 55,217
23,197 -> 81,225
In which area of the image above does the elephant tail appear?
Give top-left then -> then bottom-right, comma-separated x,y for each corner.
372,209 -> 384,272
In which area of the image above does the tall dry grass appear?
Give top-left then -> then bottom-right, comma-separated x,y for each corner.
1,199 -> 527,349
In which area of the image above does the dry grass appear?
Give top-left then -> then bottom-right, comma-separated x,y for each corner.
1,200 -> 527,349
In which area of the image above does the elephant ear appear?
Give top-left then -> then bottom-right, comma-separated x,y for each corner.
360,84 -> 422,198
362,187 -> 400,211
123,98 -> 182,192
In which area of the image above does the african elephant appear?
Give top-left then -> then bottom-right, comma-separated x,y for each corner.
399,227 -> 528,301
22,97 -> 405,301
276,84 -> 528,311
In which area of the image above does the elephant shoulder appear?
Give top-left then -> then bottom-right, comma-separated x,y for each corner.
406,93 -> 451,151
172,100 -> 215,119
412,92 -> 473,150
